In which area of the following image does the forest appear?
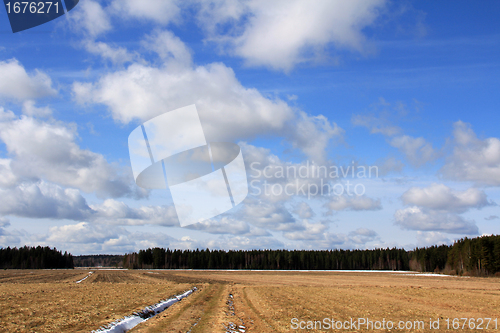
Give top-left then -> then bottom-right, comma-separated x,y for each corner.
0,246 -> 74,269
2,235 -> 499,275
122,235 -> 500,276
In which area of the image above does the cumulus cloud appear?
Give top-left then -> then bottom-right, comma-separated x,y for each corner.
90,199 -> 179,226
394,206 -> 478,234
73,50 -> 342,162
45,222 -> 122,244
243,143 -> 379,203
69,0 -> 112,37
239,199 -> 300,231
33,222 -> 172,254
0,181 -> 92,220
389,135 -> 438,167
395,183 -> 491,235
293,202 -> 315,219
206,235 -> 284,250
0,158 -> 18,188
197,0 -> 386,71
485,215 -> 499,221
441,121 -> 500,186
0,59 -> 56,101
111,0 -> 181,25
83,40 -> 136,64
29,221 -> 280,254
291,228 -> 379,249
348,228 -> 378,244
186,217 -> 271,236
283,220 -> 329,241
69,0 -> 387,72
401,183 -> 492,213
22,100 -> 52,117
326,195 -> 382,212
142,29 -> 192,67
0,109 -> 145,199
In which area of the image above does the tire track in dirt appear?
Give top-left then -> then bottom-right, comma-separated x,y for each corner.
129,283 -> 227,332
235,285 -> 280,332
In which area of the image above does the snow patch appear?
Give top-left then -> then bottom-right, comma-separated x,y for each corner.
92,287 -> 197,333
76,271 -> 93,283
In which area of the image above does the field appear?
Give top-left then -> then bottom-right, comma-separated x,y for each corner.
0,269 -> 499,332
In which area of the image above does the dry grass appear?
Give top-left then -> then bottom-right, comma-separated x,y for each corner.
0,270 -> 190,333
1,269 -> 499,332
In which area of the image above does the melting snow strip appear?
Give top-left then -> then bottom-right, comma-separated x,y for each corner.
92,287 -> 197,333
76,272 -> 93,283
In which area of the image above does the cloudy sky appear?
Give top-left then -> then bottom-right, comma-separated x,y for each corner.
0,0 -> 499,255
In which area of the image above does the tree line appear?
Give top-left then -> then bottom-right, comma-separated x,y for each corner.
123,247 -> 410,271
2,234 -> 498,274
0,246 -> 74,269
73,255 -> 124,268
122,235 -> 500,276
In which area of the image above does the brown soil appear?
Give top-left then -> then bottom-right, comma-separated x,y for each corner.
1,270 -> 499,332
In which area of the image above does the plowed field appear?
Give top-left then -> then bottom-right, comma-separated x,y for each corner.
1,270 -> 499,332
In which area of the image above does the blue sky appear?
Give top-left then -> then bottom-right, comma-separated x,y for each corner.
0,0 -> 499,255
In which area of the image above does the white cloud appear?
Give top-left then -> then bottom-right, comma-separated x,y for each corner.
90,199 -> 179,226
111,0 -> 181,25
186,217 -> 270,236
239,199 -> 300,231
0,158 -> 18,188
206,235 -> 284,250
389,135 -> 438,167
73,62 -> 291,131
348,228 -> 378,244
293,202 -> 315,219
0,110 -> 145,199
32,222 -> 177,254
22,100 -> 52,117
441,121 -> 500,186
326,195 -> 382,212
0,59 -> 56,101
83,40 -> 135,64
283,220 -> 328,240
142,30 -> 192,67
0,181 -> 92,220
291,228 -> 379,249
73,53 -> 342,162
394,206 -> 478,234
395,183 -> 491,235
198,0 -> 386,71
401,183 -> 491,213
46,222 -> 120,243
290,112 -> 344,163
69,0 -> 112,37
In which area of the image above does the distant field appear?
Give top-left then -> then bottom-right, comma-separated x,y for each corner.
0,269 -> 499,332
